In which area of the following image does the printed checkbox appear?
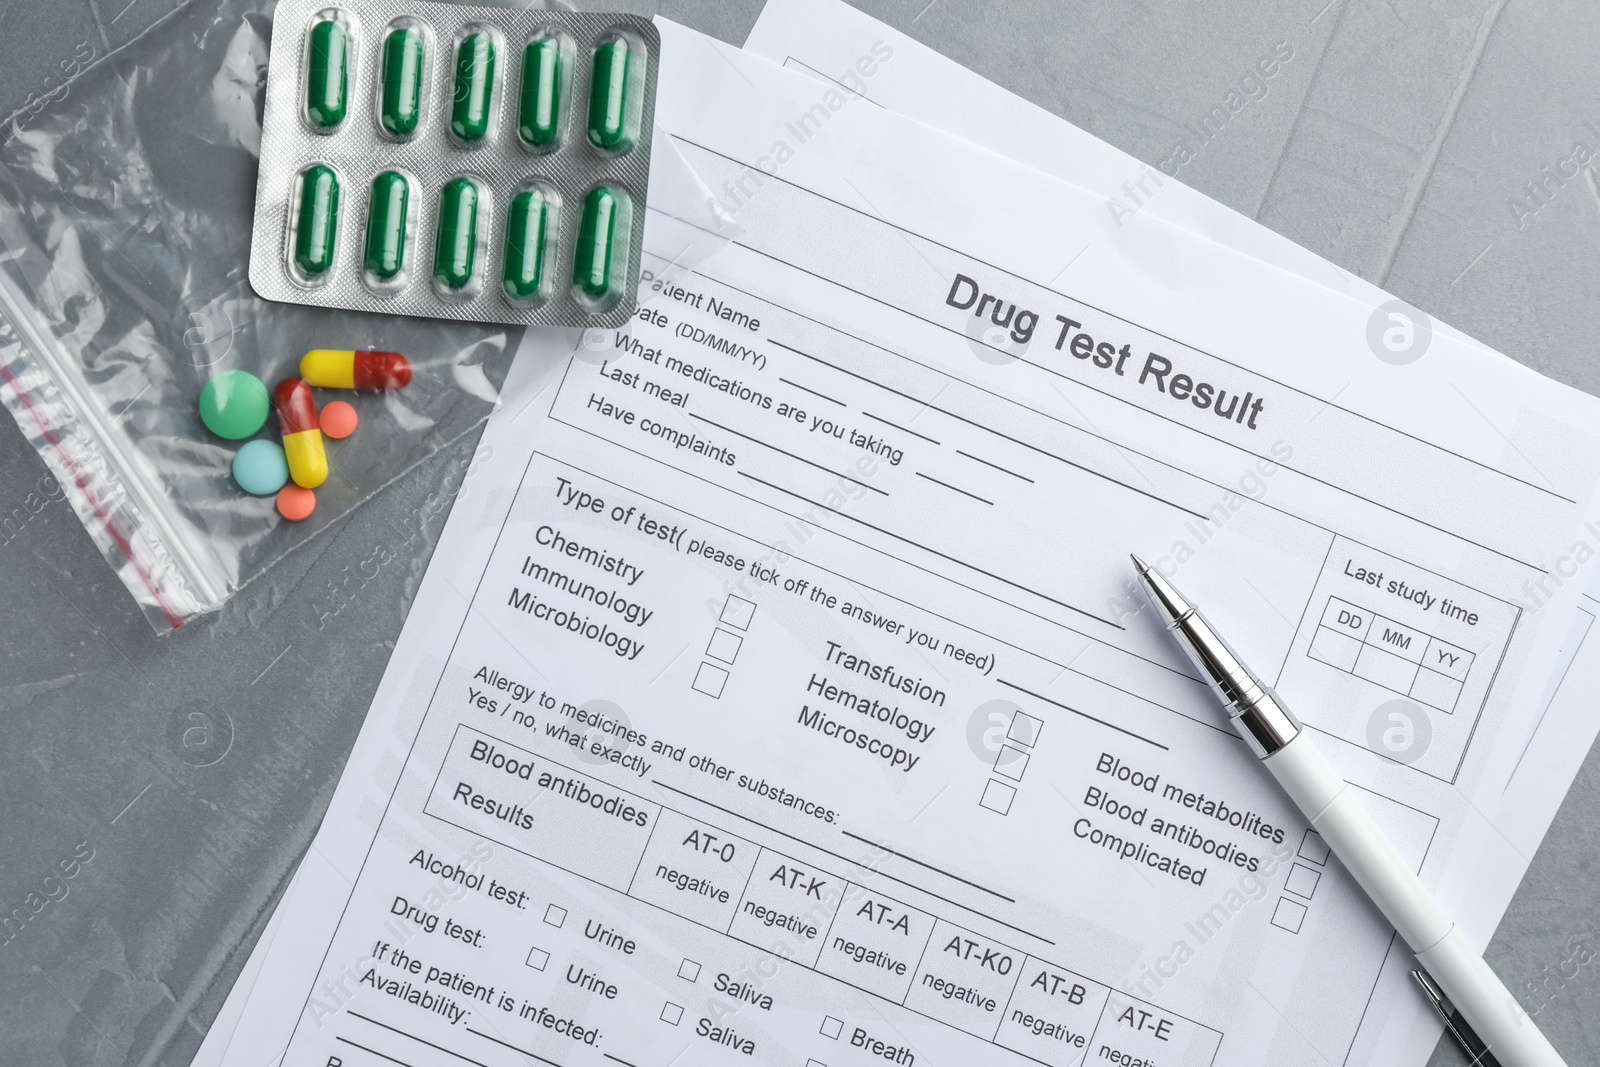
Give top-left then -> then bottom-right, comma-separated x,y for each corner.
1284,863 -> 1322,899
525,946 -> 550,971
1353,644 -> 1421,696
660,1001 -> 684,1026
720,594 -> 757,630
994,744 -> 1030,781
1007,710 -> 1043,747
543,904 -> 567,928
706,628 -> 743,664
820,1016 -> 843,1039
1409,667 -> 1463,714
1309,626 -> 1362,673
693,662 -> 729,698
980,778 -> 1016,815
678,958 -> 701,982
807,1061 -> 828,1067
1271,897 -> 1308,934
1297,828 -> 1330,866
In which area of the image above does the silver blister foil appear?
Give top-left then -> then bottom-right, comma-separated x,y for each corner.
250,0 -> 658,328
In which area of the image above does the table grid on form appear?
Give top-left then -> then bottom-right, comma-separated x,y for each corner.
1307,596 -> 1475,714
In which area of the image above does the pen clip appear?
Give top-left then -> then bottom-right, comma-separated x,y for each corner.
1412,968 -> 1502,1067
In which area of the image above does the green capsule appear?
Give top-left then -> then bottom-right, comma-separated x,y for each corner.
293,164 -> 340,278
518,36 -> 562,149
573,185 -> 627,301
305,19 -> 349,129
363,171 -> 410,281
433,177 -> 480,291
502,189 -> 550,299
379,25 -> 425,137
450,32 -> 496,143
586,36 -> 632,153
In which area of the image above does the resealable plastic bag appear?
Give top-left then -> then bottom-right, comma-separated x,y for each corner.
0,0 -> 735,632
0,0 -> 700,632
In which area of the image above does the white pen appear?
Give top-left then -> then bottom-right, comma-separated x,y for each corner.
1130,555 -> 1566,1067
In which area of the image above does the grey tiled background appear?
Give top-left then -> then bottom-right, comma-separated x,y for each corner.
1,0 -> 1597,1065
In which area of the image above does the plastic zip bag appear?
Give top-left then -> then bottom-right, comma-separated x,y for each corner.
0,0 -> 518,631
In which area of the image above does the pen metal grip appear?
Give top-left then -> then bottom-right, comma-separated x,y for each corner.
1165,605 -> 1266,710
1156,601 -> 1300,755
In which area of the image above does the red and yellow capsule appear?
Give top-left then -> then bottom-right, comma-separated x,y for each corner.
300,348 -> 412,390
273,378 -> 328,488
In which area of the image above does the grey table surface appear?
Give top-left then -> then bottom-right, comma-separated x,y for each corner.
1,0 -> 1597,1064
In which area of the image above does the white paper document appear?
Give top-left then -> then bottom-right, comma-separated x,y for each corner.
739,4 -> 1600,1055
203,21 -> 1600,1067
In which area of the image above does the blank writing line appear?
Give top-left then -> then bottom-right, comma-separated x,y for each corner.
862,410 -> 940,445
334,1037 -> 416,1067
694,262 -> 1278,530
779,376 -> 847,406
348,1013 -> 488,1066
997,678 -> 1169,750
737,470 -> 1121,628
839,831 -> 1015,901
466,1028 -> 562,1066
603,1055 -> 642,1067
691,260 -> 1232,503
781,57 -> 882,107
777,339 -> 1207,522
916,471 -> 993,505
957,449 -> 1034,483
688,412 -> 888,496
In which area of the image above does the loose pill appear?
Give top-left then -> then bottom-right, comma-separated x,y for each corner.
502,188 -> 550,300
364,170 -> 410,282
199,370 -> 270,439
433,176 -> 481,291
586,35 -> 632,153
232,439 -> 290,496
305,18 -> 350,129
320,400 -> 359,439
276,484 -> 317,521
300,349 -> 412,390
379,25 -> 425,137
518,35 -> 562,149
273,378 -> 329,488
450,32 -> 496,143
573,185 -> 627,301
293,164 -> 340,279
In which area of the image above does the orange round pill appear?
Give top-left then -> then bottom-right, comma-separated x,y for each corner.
320,399 -> 358,439
276,484 -> 316,521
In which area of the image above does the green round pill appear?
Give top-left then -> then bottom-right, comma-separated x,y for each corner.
199,370 -> 270,439
232,439 -> 290,496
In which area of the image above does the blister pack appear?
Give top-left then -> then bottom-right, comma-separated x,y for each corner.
250,0 -> 659,329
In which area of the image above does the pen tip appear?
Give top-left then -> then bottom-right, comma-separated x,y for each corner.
1128,554 -> 1193,622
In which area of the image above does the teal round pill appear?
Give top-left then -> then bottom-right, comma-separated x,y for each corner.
199,370 -> 270,439
232,439 -> 290,496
